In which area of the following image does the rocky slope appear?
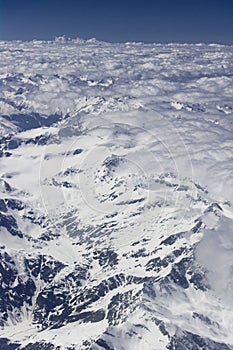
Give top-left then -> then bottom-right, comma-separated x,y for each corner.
0,38 -> 233,349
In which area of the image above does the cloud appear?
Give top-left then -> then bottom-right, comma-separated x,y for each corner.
196,216 -> 233,307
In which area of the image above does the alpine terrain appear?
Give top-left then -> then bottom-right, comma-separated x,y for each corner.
0,37 -> 233,350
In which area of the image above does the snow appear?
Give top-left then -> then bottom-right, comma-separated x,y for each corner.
0,38 -> 233,349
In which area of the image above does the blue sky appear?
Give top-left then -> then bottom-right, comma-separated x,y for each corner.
0,0 -> 232,43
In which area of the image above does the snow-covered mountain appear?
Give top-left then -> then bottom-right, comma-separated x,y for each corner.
0,37 -> 233,350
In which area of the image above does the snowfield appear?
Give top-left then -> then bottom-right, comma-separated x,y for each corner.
0,37 -> 233,350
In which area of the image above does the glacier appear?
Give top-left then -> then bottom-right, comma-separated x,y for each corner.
0,37 -> 233,349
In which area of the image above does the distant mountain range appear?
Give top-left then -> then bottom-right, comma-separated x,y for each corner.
0,38 -> 233,350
